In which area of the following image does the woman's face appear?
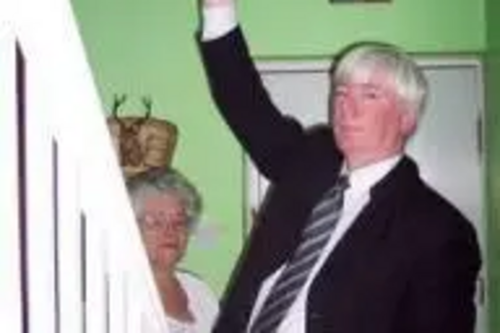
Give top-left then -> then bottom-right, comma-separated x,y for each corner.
137,192 -> 190,271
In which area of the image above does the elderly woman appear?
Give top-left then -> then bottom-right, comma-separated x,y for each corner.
127,167 -> 219,333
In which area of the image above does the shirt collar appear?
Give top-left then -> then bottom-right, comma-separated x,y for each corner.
342,155 -> 402,195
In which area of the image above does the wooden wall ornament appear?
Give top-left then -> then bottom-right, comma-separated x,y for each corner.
107,94 -> 178,179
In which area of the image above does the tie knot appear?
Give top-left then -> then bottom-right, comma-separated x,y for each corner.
317,175 -> 349,202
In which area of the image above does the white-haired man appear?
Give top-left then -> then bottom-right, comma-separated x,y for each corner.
196,1 -> 481,332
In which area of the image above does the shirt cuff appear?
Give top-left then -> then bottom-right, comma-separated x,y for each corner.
201,5 -> 238,41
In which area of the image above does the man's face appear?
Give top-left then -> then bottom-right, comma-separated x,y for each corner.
332,71 -> 415,168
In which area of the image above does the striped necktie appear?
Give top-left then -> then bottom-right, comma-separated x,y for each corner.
249,176 -> 349,333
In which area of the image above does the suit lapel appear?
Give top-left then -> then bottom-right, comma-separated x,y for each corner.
309,157 -> 421,295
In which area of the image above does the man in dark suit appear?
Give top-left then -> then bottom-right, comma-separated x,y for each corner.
196,0 -> 481,332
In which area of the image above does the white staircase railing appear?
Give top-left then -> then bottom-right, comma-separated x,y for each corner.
1,0 -> 168,332
0,22 -> 23,333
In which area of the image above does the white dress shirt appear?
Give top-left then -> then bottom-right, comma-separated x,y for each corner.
200,5 -> 403,332
201,3 -> 237,41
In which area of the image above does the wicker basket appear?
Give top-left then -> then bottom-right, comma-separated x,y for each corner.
107,115 -> 178,179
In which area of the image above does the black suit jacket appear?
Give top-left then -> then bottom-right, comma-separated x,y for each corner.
199,28 -> 481,333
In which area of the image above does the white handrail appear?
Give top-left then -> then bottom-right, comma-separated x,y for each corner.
9,0 -> 168,331
0,26 -> 23,333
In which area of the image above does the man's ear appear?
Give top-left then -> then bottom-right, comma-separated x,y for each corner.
400,111 -> 417,137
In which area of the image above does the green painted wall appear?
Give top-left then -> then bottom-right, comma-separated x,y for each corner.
70,0 -> 486,299
485,0 -> 500,331
240,0 -> 484,56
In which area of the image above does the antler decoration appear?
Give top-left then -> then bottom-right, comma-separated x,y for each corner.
141,95 -> 153,119
112,93 -> 128,118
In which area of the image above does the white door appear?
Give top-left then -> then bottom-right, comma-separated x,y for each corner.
246,58 -> 486,333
